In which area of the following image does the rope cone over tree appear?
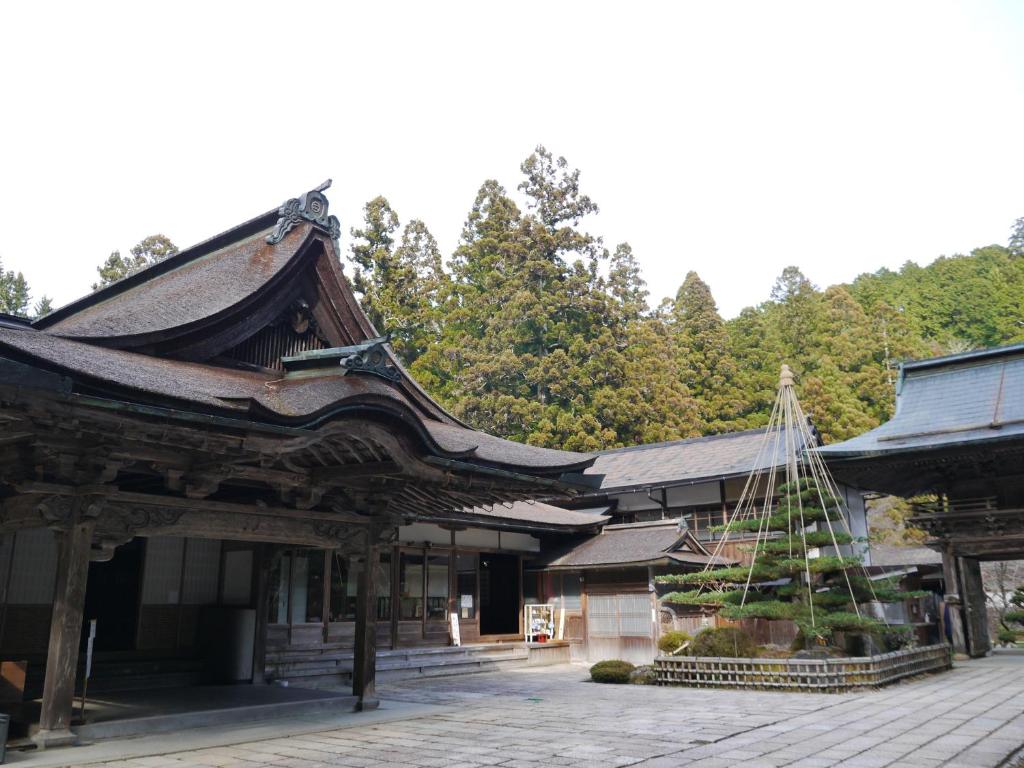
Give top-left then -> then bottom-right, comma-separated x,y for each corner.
658,364 -> 916,650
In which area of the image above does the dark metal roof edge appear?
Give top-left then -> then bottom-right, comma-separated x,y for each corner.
901,342 -> 1024,373
816,429 -> 1024,460
594,425 -> 783,456
0,314 -> 33,330
585,466 -> 782,495
536,557 -> 675,571
413,513 -> 605,535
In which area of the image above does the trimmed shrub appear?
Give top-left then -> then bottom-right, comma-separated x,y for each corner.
689,627 -> 757,658
590,659 -> 634,683
997,629 -> 1018,645
630,665 -> 657,685
1004,610 -> 1024,625
657,630 -> 692,654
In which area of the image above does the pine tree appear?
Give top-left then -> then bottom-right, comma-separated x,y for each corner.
1009,217 -> 1024,257
349,196 -> 400,334
0,258 -> 31,316
671,271 -> 740,431
659,477 -> 896,645
657,368 -> 918,648
93,234 -> 178,290
33,295 -> 53,318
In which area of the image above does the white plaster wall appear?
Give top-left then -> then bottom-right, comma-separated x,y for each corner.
665,482 -> 721,507
399,522 -> 453,546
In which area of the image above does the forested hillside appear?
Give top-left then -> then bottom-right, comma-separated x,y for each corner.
351,146 -> 1024,449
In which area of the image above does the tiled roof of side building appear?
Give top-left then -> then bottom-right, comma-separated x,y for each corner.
464,501 -> 609,530
532,519 -> 733,569
867,544 -> 943,568
585,426 -> 807,490
818,343 -> 1024,458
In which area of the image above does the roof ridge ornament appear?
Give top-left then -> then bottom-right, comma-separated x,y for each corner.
266,179 -> 341,245
281,334 -> 401,382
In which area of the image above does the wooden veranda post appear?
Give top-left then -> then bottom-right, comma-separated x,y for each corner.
352,526 -> 380,711
940,545 -> 968,655
251,543 -> 271,684
35,502 -> 96,747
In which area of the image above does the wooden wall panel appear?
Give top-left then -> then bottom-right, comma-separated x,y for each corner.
182,540 -> 221,604
141,538 -> 185,605
266,624 -> 289,649
177,605 -> 201,648
7,529 -> 57,604
0,605 -> 51,653
137,605 -> 180,650
289,624 -> 324,647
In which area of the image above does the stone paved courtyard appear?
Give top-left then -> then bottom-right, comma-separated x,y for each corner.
64,655 -> 1024,768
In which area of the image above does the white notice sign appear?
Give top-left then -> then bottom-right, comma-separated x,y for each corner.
450,611 -> 461,646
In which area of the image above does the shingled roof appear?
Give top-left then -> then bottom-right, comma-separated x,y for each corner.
532,518 -> 733,570
584,426 -> 810,491
818,343 -> 1024,458
0,184 -> 594,479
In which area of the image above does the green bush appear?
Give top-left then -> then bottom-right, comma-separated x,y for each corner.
657,630 -> 692,654
689,627 -> 757,658
1004,610 -> 1024,625
997,629 -> 1018,645
630,665 -> 657,684
590,659 -> 635,683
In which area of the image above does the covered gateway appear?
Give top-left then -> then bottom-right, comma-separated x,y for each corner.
818,342 -> 1024,657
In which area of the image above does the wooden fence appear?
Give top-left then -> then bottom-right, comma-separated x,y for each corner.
654,643 -> 951,693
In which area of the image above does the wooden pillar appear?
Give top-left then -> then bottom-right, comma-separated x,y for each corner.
35,510 -> 95,747
251,544 -> 271,684
940,545 -> 967,656
958,556 -> 991,658
352,530 -> 379,711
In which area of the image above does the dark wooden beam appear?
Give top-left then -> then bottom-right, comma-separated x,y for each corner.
352,528 -> 379,711
35,504 -> 94,747
313,461 -> 402,484
251,543 -> 271,684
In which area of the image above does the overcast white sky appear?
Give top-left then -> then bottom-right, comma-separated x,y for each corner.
1,1 -> 1021,318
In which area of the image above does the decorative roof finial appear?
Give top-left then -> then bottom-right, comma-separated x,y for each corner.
779,364 -> 795,388
266,179 -> 341,245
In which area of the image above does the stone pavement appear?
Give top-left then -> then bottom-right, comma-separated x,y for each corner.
60,655 -> 1024,768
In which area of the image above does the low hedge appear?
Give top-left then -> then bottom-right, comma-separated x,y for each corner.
590,659 -> 634,683
689,627 -> 757,658
657,630 -> 692,654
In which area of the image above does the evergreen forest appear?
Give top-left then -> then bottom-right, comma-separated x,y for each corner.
348,146 -> 1024,451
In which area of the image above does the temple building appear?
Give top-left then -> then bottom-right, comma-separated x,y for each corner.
527,428 -> 873,662
0,184 -> 605,746
819,342 -> 1024,658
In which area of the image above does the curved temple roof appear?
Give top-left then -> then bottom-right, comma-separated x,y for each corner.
817,343 -> 1024,458
0,186 -> 594,479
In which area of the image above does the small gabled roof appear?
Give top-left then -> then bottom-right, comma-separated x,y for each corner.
818,342 -> 1024,459
532,518 -> 734,570
585,425 -> 811,491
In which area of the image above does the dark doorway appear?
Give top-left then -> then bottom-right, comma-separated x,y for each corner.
479,553 -> 520,635
82,538 -> 144,652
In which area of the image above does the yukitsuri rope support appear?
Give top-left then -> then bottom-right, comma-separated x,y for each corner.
658,363 -> 923,649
